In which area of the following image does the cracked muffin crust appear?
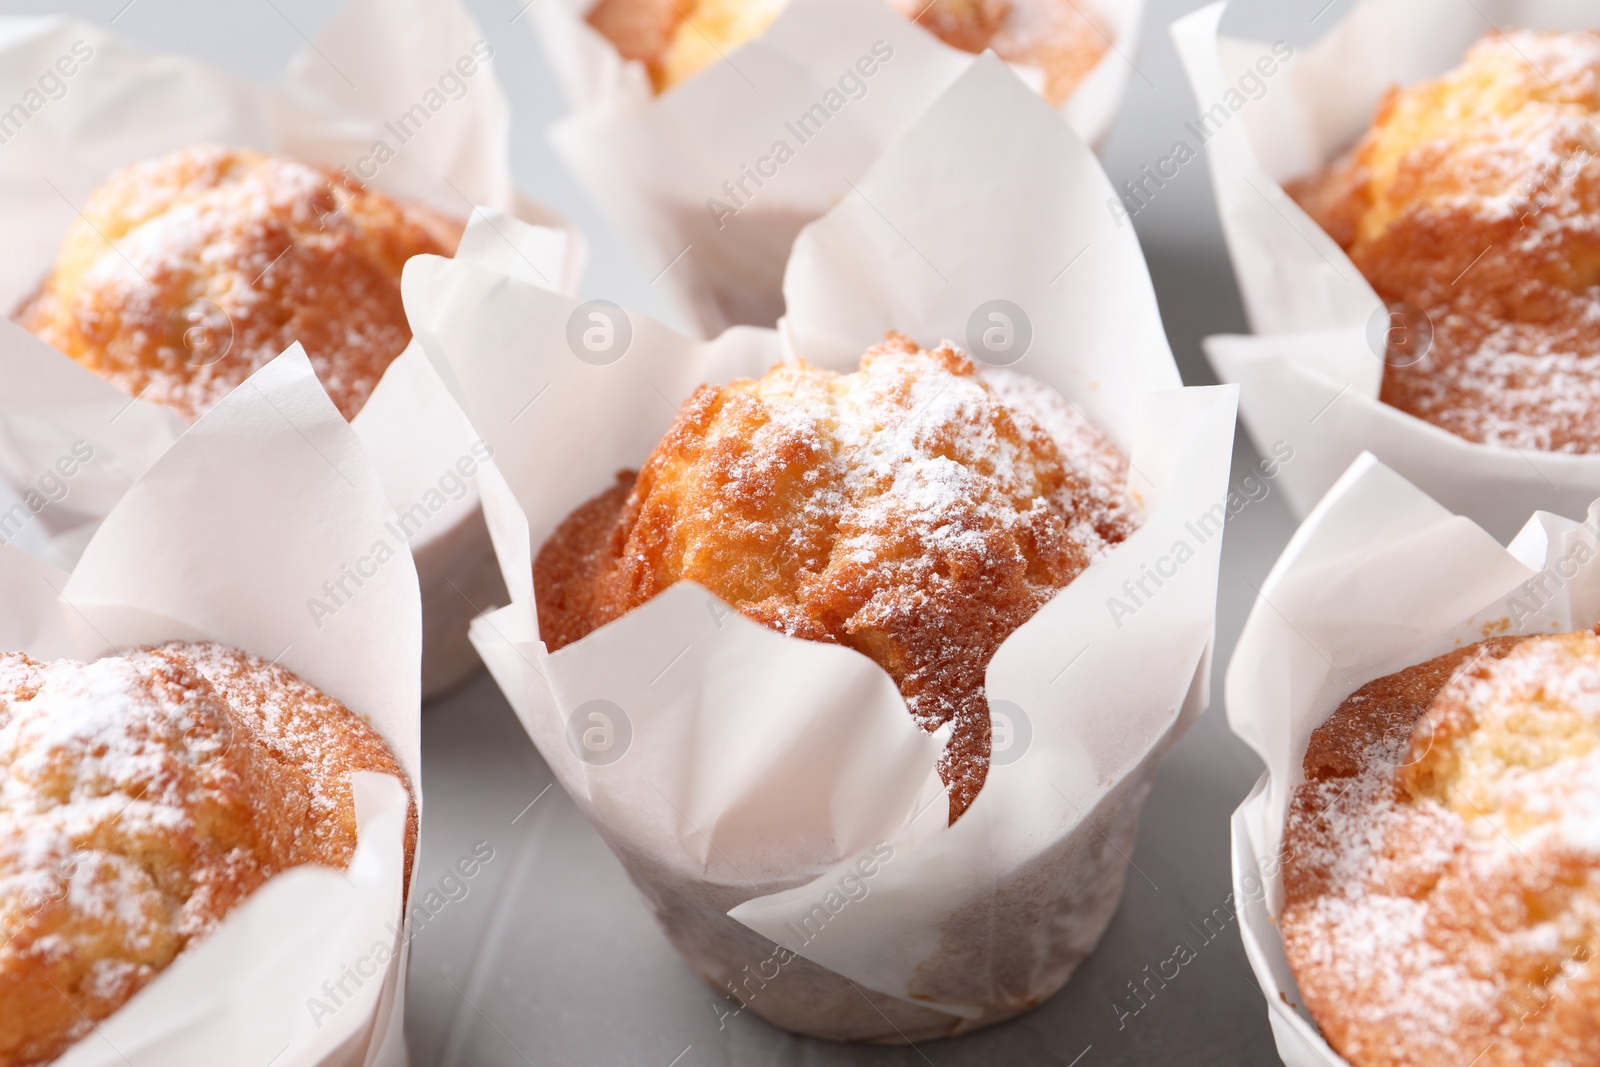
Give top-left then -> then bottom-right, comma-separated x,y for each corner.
1289,31 -> 1600,453
1282,630 -> 1600,1067
0,641 -> 414,1067
18,145 -> 461,422
534,333 -> 1136,820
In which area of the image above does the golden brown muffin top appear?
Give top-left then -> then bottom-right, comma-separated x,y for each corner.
0,641 -> 414,1067
534,333 -> 1135,820
586,0 -> 1107,104
1282,630 -> 1600,1067
18,145 -> 462,423
1289,31 -> 1600,453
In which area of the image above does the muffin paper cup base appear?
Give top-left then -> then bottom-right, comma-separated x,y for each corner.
536,0 -> 1143,336
0,0 -> 579,699
417,56 -> 1237,1038
1173,0 -> 1600,541
659,767 -> 1152,1043
1,347 -> 421,1067
1224,450 -> 1600,1066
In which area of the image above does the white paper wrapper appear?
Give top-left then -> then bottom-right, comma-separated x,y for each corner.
535,0 -> 1144,337
407,55 -> 1238,1041
0,346 -> 421,1067
1171,0 -> 1600,542
1220,450 -> 1600,1066
0,0 -> 581,696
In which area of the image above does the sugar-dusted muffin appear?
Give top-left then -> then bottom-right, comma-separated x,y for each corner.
586,0 -> 1109,104
18,146 -> 462,422
0,642 -> 415,1067
535,333 -> 1136,819
1281,630 -> 1600,1067
1289,31 -> 1600,453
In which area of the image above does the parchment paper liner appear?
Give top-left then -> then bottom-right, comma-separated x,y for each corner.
1,347 -> 421,1067
1221,450 -> 1600,1065
1171,0 -> 1600,542
533,0 -> 1144,337
0,0 -> 580,697
406,55 -> 1237,1042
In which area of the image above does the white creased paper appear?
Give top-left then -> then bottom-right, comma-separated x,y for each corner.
1221,450 -> 1600,1066
0,0 -> 580,692
1172,0 -> 1600,541
407,55 -> 1238,1038
534,0 -> 1144,337
0,346 -> 421,1067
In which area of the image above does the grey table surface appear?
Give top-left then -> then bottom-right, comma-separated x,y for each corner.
0,0 -> 1364,1061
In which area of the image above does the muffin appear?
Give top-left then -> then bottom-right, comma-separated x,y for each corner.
17,145 -> 462,422
1281,629 -> 1600,1067
585,0 -> 1110,104
1288,30 -> 1600,453
0,641 -> 414,1067
535,333 -> 1137,819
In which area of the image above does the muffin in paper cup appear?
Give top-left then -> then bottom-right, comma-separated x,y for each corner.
405,55 -> 1237,1041
1172,1 -> 1600,542
1,346 -> 421,1066
1220,449 -> 1600,1065
533,0 -> 1144,337
0,0 -> 581,698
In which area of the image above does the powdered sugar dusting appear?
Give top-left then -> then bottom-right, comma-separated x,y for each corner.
983,365 -> 1138,551
18,145 -> 460,423
988,0 -> 1110,106
537,332 -> 1138,820
0,641 -> 411,1064
1291,30 -> 1600,453
1282,631 -> 1600,1065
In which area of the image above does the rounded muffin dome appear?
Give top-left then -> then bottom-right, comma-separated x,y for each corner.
19,145 -> 461,422
0,641 -> 414,1067
534,333 -> 1136,819
1290,31 -> 1600,452
1282,629 -> 1600,1067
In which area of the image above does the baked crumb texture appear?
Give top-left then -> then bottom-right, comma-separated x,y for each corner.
18,145 -> 462,422
586,0 -> 1108,103
1289,31 -> 1600,453
534,333 -> 1136,821
0,641 -> 414,1067
1283,629 -> 1600,1067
